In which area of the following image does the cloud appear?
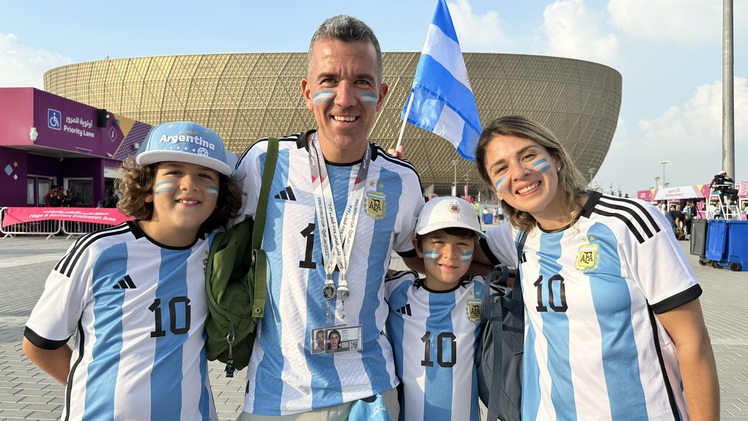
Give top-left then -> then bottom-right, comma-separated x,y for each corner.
448,0 -> 512,52
600,77 -> 748,193
0,33 -> 71,89
608,0 -> 721,45
542,0 -> 619,65
639,77 -> 747,152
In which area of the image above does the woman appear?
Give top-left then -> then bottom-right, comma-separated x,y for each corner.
474,116 -> 719,420
327,329 -> 342,352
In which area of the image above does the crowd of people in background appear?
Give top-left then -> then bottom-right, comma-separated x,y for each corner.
44,185 -> 77,207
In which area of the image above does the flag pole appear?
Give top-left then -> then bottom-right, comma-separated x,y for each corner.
395,91 -> 415,152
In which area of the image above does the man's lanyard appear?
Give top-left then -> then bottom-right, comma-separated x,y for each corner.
308,132 -> 371,321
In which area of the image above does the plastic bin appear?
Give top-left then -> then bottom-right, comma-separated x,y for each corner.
689,219 -> 708,257
705,220 -> 727,263
704,220 -> 748,271
482,213 -> 494,225
724,221 -> 748,271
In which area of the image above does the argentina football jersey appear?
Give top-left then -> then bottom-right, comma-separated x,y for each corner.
24,222 -> 216,420
234,133 -> 424,415
485,192 -> 700,420
385,271 -> 484,421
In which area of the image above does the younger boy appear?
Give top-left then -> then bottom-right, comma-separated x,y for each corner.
22,121 -> 242,420
385,197 -> 486,421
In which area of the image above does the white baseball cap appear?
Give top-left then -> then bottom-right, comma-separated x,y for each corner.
136,121 -> 232,176
416,196 -> 487,239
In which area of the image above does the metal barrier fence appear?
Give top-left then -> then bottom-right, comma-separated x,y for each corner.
0,207 -> 112,239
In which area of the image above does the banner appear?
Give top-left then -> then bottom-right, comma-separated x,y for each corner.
2,207 -> 133,228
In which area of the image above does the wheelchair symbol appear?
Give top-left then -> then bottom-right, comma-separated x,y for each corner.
48,109 -> 62,130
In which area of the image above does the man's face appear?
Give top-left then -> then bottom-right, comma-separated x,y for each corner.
316,331 -> 325,348
301,38 -> 388,163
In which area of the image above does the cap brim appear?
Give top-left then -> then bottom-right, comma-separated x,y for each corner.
137,150 -> 232,176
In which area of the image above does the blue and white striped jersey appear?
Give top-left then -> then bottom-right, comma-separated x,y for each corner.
385,271 -> 484,421
484,192 -> 701,421
24,221 -> 216,421
234,132 -> 424,415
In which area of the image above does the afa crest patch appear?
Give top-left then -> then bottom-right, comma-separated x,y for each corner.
467,298 -> 482,324
365,190 -> 386,220
575,243 -> 600,273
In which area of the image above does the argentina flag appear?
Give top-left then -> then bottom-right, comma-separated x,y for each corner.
402,0 -> 481,161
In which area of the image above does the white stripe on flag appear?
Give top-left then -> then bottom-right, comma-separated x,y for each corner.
434,105 -> 465,150
422,23 -> 471,91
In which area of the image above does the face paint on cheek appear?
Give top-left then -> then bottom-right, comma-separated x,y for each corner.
205,184 -> 219,199
460,251 -> 473,264
532,157 -> 552,174
155,180 -> 175,196
494,176 -> 506,195
313,90 -> 335,106
360,92 -> 379,107
422,250 -> 439,261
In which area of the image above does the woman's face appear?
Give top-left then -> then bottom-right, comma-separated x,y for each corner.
483,134 -> 566,226
329,333 -> 341,348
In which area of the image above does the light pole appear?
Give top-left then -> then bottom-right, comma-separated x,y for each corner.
659,160 -> 669,188
654,176 -> 661,189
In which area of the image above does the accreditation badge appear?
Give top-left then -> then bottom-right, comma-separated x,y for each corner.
324,325 -> 363,355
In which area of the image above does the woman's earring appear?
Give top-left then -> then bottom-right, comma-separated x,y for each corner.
557,167 -> 562,173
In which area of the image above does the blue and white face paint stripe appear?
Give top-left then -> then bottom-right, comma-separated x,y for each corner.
423,250 -> 439,261
532,157 -> 552,174
359,92 -> 379,107
313,90 -> 335,106
460,251 -> 473,264
155,180 -> 175,196
205,184 -> 219,199
494,176 -> 506,196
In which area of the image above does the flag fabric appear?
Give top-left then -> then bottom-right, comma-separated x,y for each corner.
402,0 -> 481,161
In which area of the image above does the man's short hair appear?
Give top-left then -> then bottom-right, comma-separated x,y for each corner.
307,15 -> 383,82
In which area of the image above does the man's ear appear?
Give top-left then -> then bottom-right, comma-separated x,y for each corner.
301,78 -> 314,111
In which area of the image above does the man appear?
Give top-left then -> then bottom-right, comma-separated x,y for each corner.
233,15 -> 424,420
711,170 -> 738,204
666,204 -> 686,240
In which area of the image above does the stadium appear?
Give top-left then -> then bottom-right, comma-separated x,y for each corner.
44,52 -> 622,196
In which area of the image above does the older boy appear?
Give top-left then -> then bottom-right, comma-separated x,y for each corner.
385,197 -> 486,421
23,121 -> 242,420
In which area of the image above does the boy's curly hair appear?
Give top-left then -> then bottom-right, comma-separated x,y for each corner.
115,157 -> 242,233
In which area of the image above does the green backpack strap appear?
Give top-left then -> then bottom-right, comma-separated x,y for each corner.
248,137 -> 279,320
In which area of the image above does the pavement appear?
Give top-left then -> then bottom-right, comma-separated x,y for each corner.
1,233 -> 747,420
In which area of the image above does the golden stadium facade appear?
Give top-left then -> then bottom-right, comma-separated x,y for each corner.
44,52 -> 621,196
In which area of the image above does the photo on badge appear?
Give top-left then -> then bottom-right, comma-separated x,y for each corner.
311,328 -> 327,354
325,325 -> 362,354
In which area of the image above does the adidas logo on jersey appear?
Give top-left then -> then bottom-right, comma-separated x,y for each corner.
274,186 -> 296,201
395,303 -> 412,316
113,275 -> 137,290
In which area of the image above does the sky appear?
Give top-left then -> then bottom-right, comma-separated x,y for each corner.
1,0 -> 746,197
